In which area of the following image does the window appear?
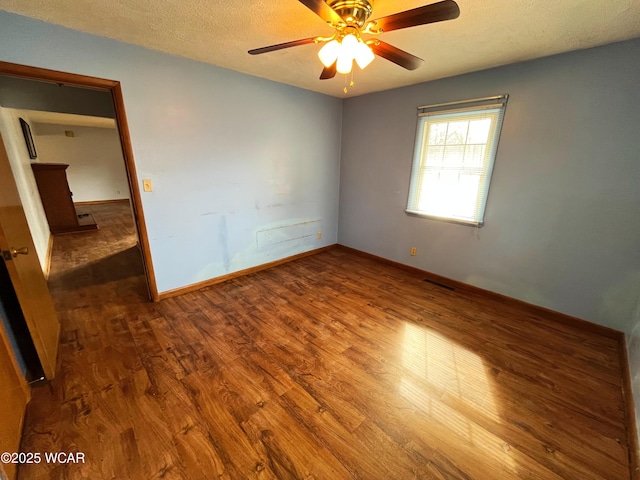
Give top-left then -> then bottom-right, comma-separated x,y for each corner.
406,95 -> 508,226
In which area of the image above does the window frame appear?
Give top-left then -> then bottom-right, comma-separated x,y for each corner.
405,95 -> 508,227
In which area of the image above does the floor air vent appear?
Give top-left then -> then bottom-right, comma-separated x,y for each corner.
424,279 -> 455,291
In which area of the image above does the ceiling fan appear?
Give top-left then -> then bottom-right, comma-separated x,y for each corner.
248,0 -> 460,80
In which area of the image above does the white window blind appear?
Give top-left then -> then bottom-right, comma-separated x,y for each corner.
406,95 -> 508,226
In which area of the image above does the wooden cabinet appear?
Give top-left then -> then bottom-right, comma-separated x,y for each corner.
31,163 -> 97,234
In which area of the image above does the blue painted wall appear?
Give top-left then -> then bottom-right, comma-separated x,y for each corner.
339,39 -> 640,333
0,11 -> 342,293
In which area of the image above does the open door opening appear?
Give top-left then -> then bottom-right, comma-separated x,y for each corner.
0,61 -> 157,301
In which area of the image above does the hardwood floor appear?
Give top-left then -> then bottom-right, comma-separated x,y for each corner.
18,203 -> 632,479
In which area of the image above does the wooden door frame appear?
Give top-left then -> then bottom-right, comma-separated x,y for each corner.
0,61 -> 158,301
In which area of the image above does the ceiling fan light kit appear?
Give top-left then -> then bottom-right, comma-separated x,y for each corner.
318,30 -> 374,74
249,0 -> 460,89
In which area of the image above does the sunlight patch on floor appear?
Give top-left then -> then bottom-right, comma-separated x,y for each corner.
400,322 -> 516,471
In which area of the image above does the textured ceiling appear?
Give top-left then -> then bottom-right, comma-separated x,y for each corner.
1,0 -> 639,98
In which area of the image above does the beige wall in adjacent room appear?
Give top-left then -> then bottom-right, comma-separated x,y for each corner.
32,122 -> 130,203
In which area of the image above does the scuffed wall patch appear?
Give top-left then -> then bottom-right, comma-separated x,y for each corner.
256,220 -> 321,251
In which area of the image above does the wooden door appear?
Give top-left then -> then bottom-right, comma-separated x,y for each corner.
0,318 -> 30,480
0,133 -> 59,379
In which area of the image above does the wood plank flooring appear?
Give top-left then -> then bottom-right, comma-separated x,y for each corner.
18,202 -> 632,479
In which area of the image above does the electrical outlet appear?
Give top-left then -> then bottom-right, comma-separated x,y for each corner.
143,179 -> 153,192
317,232 -> 322,239
410,247 -> 417,256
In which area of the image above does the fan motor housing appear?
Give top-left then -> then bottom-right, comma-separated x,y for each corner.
327,0 -> 373,27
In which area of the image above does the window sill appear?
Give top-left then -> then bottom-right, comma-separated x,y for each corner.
405,209 -> 484,227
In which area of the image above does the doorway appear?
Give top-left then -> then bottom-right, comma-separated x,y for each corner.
0,61 -> 157,301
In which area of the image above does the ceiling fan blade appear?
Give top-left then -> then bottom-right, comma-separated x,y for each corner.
248,37 -> 318,55
369,0 -> 460,33
320,62 -> 337,80
369,41 -> 424,70
298,0 -> 345,25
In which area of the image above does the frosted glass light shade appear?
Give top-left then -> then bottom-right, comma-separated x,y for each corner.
354,41 -> 375,69
318,40 -> 340,67
336,53 -> 353,74
341,34 -> 358,59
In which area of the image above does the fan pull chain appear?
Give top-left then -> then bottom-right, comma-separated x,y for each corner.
343,69 -> 356,94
